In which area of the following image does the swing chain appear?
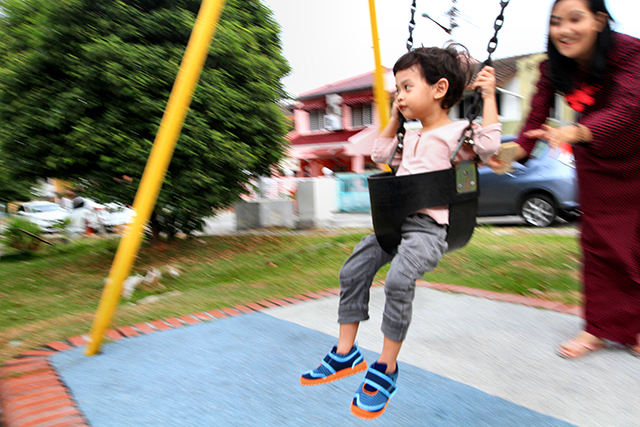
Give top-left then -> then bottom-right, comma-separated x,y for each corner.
406,0 -> 417,52
465,0 -> 510,125
392,0 -> 509,169
486,1 -> 510,57
453,0 -> 509,164
388,0 -> 417,173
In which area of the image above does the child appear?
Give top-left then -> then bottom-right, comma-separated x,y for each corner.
300,45 -> 501,420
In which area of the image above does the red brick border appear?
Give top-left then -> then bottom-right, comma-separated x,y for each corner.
0,284 -> 582,426
416,281 -> 583,317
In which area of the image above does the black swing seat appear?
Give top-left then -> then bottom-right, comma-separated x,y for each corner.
367,160 -> 479,255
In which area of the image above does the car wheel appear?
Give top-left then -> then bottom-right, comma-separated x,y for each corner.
520,194 -> 556,227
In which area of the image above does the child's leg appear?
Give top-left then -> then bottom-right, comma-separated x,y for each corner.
338,234 -> 394,339
301,234 -> 392,385
350,215 -> 447,419
380,214 -> 447,368
337,322 -> 359,354
378,336 -> 402,374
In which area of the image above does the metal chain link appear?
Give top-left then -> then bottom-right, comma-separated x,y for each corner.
392,0 -> 510,170
454,0 -> 510,162
464,0 -> 510,123
486,1 -> 509,57
389,0 -> 418,171
406,0 -> 417,52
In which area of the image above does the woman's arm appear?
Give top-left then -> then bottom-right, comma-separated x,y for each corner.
514,61 -> 556,156
486,61 -> 555,172
576,44 -> 640,158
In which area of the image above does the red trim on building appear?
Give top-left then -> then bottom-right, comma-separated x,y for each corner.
289,129 -> 362,146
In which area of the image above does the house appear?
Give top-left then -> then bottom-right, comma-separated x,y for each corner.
285,53 -> 574,177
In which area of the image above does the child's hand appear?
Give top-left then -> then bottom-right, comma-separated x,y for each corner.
391,98 -> 399,120
472,66 -> 496,100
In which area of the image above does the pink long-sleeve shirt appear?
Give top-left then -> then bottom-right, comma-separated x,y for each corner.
372,121 -> 502,224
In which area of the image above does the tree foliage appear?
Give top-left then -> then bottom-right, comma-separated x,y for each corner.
0,153 -> 34,203
0,0 -> 291,237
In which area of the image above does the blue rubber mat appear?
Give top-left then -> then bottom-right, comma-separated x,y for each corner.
51,312 -> 576,426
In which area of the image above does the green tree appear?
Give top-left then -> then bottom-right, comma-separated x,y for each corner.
0,151 -> 33,203
0,0 -> 291,238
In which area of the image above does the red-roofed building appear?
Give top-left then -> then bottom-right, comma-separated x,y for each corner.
285,70 -> 393,177
286,53 -> 565,177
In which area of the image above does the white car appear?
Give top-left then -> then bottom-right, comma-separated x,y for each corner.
102,202 -> 135,232
16,201 -> 70,233
68,198 -> 135,234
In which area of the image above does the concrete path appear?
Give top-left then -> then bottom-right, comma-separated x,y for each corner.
0,212 -> 611,427
2,284 -> 638,427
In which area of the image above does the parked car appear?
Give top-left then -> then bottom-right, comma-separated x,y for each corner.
15,201 -> 70,233
477,136 -> 579,227
102,202 -> 135,233
68,197 -> 135,234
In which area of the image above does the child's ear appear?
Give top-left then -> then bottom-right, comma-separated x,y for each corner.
434,78 -> 449,100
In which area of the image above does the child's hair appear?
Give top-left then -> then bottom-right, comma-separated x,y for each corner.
392,44 -> 473,110
547,0 -> 614,94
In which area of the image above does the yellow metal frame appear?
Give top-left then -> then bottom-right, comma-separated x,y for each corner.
368,0 -> 390,129
368,0 -> 391,172
87,0 -> 391,356
85,0 -> 227,356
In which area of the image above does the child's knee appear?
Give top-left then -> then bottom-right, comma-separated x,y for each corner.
384,268 -> 415,295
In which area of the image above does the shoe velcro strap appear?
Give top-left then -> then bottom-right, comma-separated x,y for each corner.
364,370 -> 396,396
363,378 -> 395,398
321,358 -> 337,374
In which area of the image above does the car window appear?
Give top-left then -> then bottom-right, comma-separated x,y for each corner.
31,204 -> 61,213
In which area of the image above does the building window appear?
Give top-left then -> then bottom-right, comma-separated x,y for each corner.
309,110 -> 325,131
351,104 -> 373,127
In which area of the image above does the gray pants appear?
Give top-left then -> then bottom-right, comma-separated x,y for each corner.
338,214 -> 448,342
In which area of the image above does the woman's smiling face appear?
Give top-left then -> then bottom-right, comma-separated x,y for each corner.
549,0 -> 606,66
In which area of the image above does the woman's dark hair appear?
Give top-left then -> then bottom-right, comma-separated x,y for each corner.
548,0 -> 614,93
393,44 -> 473,110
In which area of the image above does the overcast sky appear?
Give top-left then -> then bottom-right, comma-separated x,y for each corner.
261,0 -> 640,97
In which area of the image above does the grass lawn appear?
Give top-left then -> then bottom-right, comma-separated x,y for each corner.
0,225 -> 581,363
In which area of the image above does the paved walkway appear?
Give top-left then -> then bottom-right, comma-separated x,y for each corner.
2,282 -> 639,427
3,212 -> 627,427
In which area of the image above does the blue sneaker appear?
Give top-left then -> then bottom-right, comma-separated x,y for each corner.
300,345 -> 367,385
350,362 -> 398,419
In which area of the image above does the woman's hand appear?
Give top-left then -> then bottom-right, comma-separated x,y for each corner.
472,66 -> 496,99
524,123 -> 588,148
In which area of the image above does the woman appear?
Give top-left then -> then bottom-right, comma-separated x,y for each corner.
493,0 -> 640,358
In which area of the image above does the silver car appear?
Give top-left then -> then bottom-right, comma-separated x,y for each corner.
477,136 -> 579,227
16,201 -> 70,232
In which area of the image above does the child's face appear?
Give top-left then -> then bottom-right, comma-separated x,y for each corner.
394,66 -> 441,121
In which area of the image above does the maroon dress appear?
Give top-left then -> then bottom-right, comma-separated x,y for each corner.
516,32 -> 640,346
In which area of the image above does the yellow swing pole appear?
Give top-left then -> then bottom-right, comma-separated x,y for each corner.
367,0 -> 391,172
367,0 -> 390,130
85,0 -> 226,356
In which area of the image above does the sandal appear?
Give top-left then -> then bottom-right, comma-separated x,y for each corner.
557,337 -> 606,359
300,345 -> 367,385
350,362 -> 398,420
